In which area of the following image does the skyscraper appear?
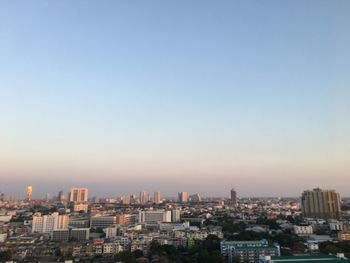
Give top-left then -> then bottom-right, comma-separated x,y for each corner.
301,188 -> 341,219
69,188 -> 89,212
154,191 -> 161,204
230,188 -> 237,206
69,188 -> 88,202
26,186 -> 33,201
178,192 -> 188,203
140,191 -> 149,204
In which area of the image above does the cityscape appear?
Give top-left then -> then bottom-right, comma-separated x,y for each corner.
0,186 -> 350,262
1,0 -> 350,263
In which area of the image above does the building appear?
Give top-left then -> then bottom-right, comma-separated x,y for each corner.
58,190 -> 64,202
32,212 -> 69,233
178,192 -> 188,203
73,203 -> 89,213
293,225 -> 313,236
91,216 -> 117,228
230,188 -> 237,206
139,210 -> 171,223
52,229 -> 70,242
121,195 -> 131,205
154,191 -> 161,204
220,239 -> 280,263
104,226 -> 118,238
26,185 -> 33,201
189,194 -> 201,203
301,188 -> 341,219
171,209 -> 181,222
140,191 -> 149,204
69,188 -> 88,202
338,231 -> 350,241
70,228 -> 90,241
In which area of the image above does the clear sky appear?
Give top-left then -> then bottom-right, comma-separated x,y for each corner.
1,1 -> 349,198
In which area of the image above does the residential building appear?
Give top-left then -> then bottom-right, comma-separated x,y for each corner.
301,188 -> 341,219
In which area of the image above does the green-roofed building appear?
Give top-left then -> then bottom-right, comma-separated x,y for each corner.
259,254 -> 350,263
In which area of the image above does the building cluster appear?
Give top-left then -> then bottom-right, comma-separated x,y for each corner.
0,187 -> 349,262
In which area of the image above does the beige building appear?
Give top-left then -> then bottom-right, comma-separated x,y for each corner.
69,188 -> 88,202
338,231 -> 350,241
154,191 -> 161,204
301,188 -> 341,219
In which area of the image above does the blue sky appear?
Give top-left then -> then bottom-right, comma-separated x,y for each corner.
0,1 -> 349,197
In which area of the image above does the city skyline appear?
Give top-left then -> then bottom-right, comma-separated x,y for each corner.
0,185 -> 349,200
1,1 -> 350,197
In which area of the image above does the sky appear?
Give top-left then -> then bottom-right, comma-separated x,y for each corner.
0,1 -> 349,198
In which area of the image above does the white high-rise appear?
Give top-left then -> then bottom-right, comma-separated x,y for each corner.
69,188 -> 88,202
32,213 -> 69,233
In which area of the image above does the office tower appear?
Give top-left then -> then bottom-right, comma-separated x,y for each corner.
154,191 -> 161,204
301,188 -> 341,219
230,188 -> 237,206
26,186 -> 33,201
0,192 -> 4,202
58,190 -> 64,202
121,195 -> 131,205
32,212 -> 69,233
140,191 -> 149,204
178,192 -> 188,203
69,188 -> 88,202
189,193 -> 201,202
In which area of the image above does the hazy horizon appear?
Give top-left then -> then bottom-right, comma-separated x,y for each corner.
1,1 -> 350,198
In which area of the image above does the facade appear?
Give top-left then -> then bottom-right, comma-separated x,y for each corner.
301,188 -> 341,219
91,216 -> 117,228
189,194 -> 201,202
26,186 -> 33,201
220,240 -> 280,263
139,210 -> 171,223
178,192 -> 188,203
171,209 -> 181,222
154,191 -> 161,204
230,188 -> 237,206
70,228 -> 90,241
140,191 -> 149,204
69,188 -> 88,202
52,229 -> 70,242
338,231 -> 350,241
32,212 -> 69,233
293,225 -> 313,236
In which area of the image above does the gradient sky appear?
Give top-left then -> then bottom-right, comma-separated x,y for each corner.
0,1 -> 350,198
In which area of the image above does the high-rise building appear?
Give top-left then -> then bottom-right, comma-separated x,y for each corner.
230,188 -> 237,206
140,191 -> 149,204
69,188 -> 88,202
69,188 -> 89,212
58,190 -> 64,202
189,193 -> 201,203
178,192 -> 188,203
154,191 -> 161,204
26,186 -> 33,201
301,188 -> 341,219
32,212 -> 69,233
121,195 -> 131,205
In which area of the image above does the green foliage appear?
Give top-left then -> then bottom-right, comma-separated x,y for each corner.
0,250 -> 13,261
320,241 -> 350,255
116,251 -> 137,263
